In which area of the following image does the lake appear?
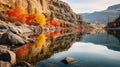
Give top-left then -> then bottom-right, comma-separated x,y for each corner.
15,29 -> 120,67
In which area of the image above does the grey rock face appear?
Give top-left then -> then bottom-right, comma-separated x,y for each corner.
48,0 -> 83,23
0,31 -> 25,46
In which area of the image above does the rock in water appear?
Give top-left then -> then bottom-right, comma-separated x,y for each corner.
61,57 -> 76,64
0,31 -> 25,46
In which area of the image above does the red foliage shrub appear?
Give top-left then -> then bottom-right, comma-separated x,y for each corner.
46,19 -> 60,26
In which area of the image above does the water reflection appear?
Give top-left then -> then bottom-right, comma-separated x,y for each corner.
106,30 -> 120,51
35,42 -> 120,67
107,29 -> 120,42
82,32 -> 119,45
13,28 -> 120,66
14,30 -> 83,65
82,30 -> 120,51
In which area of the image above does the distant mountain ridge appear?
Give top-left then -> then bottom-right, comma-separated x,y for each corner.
81,4 -> 120,24
107,4 -> 120,10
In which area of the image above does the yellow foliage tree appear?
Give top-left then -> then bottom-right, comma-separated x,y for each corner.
35,13 -> 46,26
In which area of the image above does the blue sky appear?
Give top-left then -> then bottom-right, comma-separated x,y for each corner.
61,0 -> 120,13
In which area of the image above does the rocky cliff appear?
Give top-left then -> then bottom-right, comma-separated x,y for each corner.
47,0 -> 83,23
0,0 -> 83,24
0,0 -> 84,47
81,4 -> 120,24
0,0 -> 84,66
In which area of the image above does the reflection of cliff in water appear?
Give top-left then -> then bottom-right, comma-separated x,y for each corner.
82,29 -> 120,52
107,30 -> 120,41
14,31 -> 83,65
107,30 -> 120,51
76,32 -> 84,41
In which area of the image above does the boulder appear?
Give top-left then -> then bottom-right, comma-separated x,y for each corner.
0,48 -> 11,62
61,57 -> 76,64
0,48 -> 16,64
7,50 -> 16,64
13,61 -> 30,67
0,31 -> 25,46
0,23 -> 8,29
8,25 -> 32,34
0,61 -> 11,67
0,45 -> 10,50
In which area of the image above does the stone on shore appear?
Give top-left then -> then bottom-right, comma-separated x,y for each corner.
0,31 -> 25,46
0,61 -> 11,67
0,48 -> 16,64
7,50 -> 16,64
0,45 -> 10,50
13,61 -> 30,67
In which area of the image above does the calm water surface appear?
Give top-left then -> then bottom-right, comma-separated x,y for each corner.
34,30 -> 120,67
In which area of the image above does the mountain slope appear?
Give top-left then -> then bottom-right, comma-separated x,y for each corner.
0,0 -> 83,24
81,4 -> 120,24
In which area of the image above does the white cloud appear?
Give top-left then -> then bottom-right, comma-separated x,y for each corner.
60,0 -> 120,13
68,42 -> 120,59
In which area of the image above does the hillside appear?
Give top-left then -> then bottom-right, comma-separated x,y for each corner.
0,0 -> 83,24
81,4 -> 120,24
0,0 -> 84,47
0,0 -> 84,66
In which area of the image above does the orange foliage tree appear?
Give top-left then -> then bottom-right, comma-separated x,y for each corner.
7,6 -> 28,22
7,6 -> 47,26
7,6 -> 27,18
7,6 -> 61,26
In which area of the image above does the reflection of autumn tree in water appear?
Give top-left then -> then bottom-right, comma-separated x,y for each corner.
14,32 -> 78,65
15,43 -> 33,60
35,34 -> 47,46
15,34 -> 48,64
46,31 -> 61,38
107,30 -> 120,42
